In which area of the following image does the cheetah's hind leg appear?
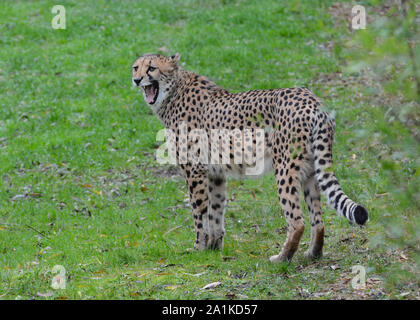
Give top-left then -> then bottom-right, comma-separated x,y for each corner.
270,163 -> 305,263
207,171 -> 227,250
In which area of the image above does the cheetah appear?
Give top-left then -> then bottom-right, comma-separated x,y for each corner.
131,53 -> 368,263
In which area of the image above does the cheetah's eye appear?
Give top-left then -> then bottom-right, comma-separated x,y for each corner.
148,66 -> 156,72
133,66 -> 138,72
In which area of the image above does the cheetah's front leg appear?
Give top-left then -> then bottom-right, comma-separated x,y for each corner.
184,168 -> 210,250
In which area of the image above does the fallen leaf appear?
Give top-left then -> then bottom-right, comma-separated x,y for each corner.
158,46 -> 170,53
375,192 -> 389,197
164,284 -> 182,290
136,272 -> 150,278
202,281 -> 222,290
37,291 -> 53,297
222,256 -> 236,261
11,194 -> 26,201
397,292 -> 411,298
91,188 -> 102,196
164,226 -> 182,236
30,193 -> 42,198
182,271 -> 207,277
157,257 -> 167,264
251,190 -> 257,200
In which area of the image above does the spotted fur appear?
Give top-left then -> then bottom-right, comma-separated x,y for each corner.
132,53 -> 368,262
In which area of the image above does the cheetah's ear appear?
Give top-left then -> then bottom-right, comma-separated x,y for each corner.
169,53 -> 181,64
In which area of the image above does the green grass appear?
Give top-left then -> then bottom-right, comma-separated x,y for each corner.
0,0 -> 419,299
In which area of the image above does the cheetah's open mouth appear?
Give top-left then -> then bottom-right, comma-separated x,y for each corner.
142,81 -> 159,105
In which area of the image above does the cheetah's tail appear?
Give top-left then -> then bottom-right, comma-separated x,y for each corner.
311,111 -> 368,226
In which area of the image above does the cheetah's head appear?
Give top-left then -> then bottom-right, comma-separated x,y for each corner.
132,53 -> 181,107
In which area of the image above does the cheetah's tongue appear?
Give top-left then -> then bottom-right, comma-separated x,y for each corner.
145,85 -> 156,104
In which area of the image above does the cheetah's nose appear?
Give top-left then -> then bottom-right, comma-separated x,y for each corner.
133,78 -> 141,86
